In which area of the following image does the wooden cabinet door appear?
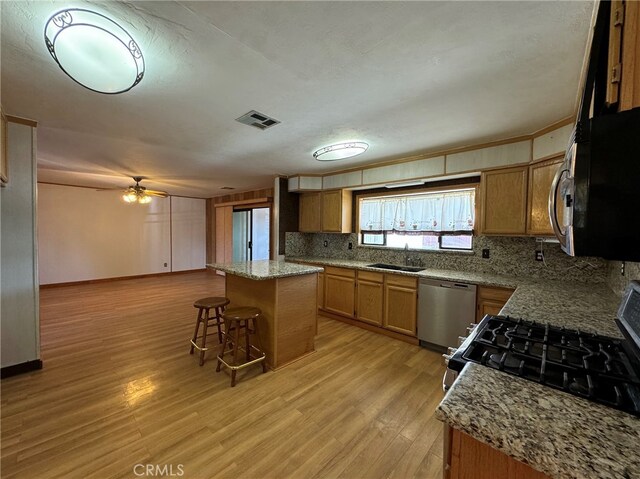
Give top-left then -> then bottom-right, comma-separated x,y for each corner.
321,190 -> 352,233
620,1 -> 640,111
324,274 -> 355,317
477,300 -> 506,323
480,166 -> 528,235
476,286 -> 514,323
317,272 -> 325,310
383,275 -> 417,336
449,428 -> 549,479
356,279 -> 384,326
299,192 -> 321,232
527,157 -> 563,236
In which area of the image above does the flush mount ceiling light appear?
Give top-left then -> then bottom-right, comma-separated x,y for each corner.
44,8 -> 145,94
313,142 -> 369,161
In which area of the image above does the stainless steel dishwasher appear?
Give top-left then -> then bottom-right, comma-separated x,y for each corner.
418,278 -> 477,352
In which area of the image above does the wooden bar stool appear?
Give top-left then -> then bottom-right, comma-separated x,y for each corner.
189,296 -> 230,366
216,307 -> 267,387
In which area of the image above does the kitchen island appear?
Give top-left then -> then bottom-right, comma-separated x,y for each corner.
207,260 -> 323,369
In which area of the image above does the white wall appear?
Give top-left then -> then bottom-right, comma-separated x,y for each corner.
1,122 -> 40,368
170,196 -> 206,271
38,184 -> 206,284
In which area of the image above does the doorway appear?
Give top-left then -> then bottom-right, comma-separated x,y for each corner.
232,207 -> 270,261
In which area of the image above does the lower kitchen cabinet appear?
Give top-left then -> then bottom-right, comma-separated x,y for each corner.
355,271 -> 384,326
317,271 -> 325,310
383,274 -> 418,336
476,286 -> 514,323
324,266 -> 356,317
446,427 -> 549,479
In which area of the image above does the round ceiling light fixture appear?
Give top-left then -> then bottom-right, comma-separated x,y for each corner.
313,142 -> 369,161
44,8 -> 145,94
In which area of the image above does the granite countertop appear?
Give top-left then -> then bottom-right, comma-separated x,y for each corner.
287,257 -> 621,336
435,364 -> 640,479
287,256 -> 638,479
207,260 -> 323,280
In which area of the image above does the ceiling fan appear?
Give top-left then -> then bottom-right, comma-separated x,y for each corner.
121,177 -> 169,204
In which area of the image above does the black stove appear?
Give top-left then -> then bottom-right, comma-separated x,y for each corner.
448,281 -> 640,417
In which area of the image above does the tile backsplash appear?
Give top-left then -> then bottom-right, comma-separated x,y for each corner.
607,261 -> 640,296
285,232 -> 608,284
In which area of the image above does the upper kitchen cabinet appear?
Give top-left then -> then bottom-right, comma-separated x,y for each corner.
321,189 -> 352,233
299,192 -> 321,232
480,166 -> 528,235
526,156 -> 564,236
299,190 -> 352,233
614,1 -> 640,110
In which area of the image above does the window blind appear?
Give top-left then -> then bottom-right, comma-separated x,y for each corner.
359,189 -> 475,234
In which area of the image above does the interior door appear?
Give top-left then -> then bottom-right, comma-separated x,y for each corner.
232,207 -> 270,261
251,207 -> 270,260
232,210 -> 250,261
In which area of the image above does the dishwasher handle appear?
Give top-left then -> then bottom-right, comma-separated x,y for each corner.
420,278 -> 477,292
440,283 -> 471,289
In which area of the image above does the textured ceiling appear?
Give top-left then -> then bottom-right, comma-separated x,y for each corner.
1,1 -> 593,197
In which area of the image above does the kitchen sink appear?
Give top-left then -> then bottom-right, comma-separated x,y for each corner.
367,263 -> 425,273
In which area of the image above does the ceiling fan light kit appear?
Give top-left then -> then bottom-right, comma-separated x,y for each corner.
313,142 -> 369,161
44,8 -> 145,94
120,177 -> 168,204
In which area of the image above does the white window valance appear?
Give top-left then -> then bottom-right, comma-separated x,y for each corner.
359,189 -> 475,234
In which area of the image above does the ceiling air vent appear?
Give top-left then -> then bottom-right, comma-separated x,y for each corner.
235,110 -> 281,130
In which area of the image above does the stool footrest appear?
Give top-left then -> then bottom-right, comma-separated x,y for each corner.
217,346 -> 266,371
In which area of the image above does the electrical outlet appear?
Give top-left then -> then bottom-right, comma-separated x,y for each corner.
323,240 -> 328,247
482,249 -> 490,259
164,262 -> 168,267
535,251 -> 544,262
348,242 -> 353,250
621,261 -> 626,276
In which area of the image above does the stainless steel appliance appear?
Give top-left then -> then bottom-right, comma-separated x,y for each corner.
443,281 -> 640,417
549,1 -> 640,262
418,279 -> 477,352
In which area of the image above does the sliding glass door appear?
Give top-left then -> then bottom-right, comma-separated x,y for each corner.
232,207 -> 270,261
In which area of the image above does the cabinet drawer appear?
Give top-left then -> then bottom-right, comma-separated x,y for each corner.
325,266 -> 356,278
385,274 -> 418,289
358,270 -> 383,283
477,286 -> 514,303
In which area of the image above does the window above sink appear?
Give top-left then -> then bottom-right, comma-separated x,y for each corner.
358,187 -> 476,252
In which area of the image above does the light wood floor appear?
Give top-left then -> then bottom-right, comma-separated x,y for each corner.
1,271 -> 446,479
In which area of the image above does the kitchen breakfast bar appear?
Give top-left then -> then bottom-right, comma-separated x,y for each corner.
206,260 -> 323,369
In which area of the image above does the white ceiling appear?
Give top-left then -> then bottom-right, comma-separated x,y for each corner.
1,1 -> 593,197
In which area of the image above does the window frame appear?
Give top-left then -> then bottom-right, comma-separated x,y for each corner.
356,183 -> 479,252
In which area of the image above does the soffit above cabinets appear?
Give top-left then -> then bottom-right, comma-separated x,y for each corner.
287,122 -> 572,193
532,124 -> 574,161
445,141 -> 531,174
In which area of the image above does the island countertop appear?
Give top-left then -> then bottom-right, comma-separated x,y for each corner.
207,260 -> 323,280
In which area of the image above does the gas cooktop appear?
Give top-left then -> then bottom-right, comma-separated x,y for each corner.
448,315 -> 640,416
